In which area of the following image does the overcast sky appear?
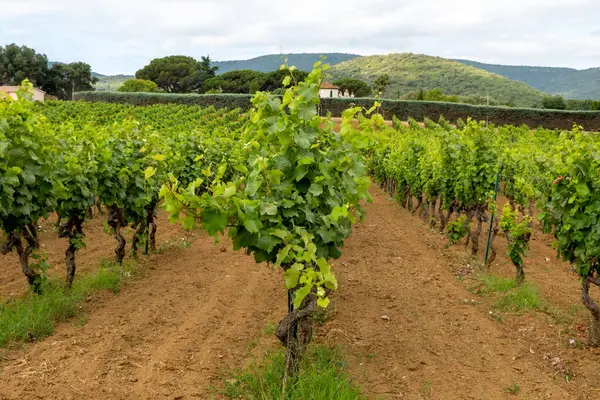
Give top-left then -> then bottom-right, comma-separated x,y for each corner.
1,0 -> 599,75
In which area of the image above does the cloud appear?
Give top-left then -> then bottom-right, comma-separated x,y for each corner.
0,0 -> 598,74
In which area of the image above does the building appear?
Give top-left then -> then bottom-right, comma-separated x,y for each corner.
319,82 -> 354,98
0,86 -> 46,102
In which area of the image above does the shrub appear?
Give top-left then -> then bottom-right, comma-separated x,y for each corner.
118,79 -> 158,93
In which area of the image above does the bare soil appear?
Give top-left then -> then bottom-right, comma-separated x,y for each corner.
1,188 -> 599,399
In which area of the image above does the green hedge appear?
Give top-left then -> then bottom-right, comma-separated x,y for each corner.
75,92 -> 600,130
319,97 -> 600,130
75,91 -> 254,110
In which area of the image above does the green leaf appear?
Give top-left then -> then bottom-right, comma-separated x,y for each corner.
152,154 -> 166,161
144,166 -> 156,180
271,229 -> 289,239
202,209 -> 229,236
183,214 -> 195,230
243,215 -> 262,233
221,183 -> 236,198
293,284 -> 312,309
297,156 -> 315,166
575,183 -> 590,197
317,297 -> 330,308
257,234 -> 281,253
282,76 -> 292,87
275,245 -> 292,266
308,183 -> 323,196
270,170 -> 283,185
260,203 -> 278,215
284,263 -> 302,288
331,206 -> 348,221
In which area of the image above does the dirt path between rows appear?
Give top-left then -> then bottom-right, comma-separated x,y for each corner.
1,187 -> 599,399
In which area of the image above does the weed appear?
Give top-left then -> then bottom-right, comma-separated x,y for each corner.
0,260 -> 135,347
471,274 -> 549,314
222,345 -> 365,399
496,283 -> 548,313
263,321 -> 277,336
446,215 -> 467,245
247,338 -> 259,351
474,274 -> 516,294
419,380 -> 433,398
313,302 -> 335,326
73,313 -> 89,327
504,383 -> 520,394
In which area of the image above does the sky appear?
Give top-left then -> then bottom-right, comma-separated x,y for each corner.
1,0 -> 599,75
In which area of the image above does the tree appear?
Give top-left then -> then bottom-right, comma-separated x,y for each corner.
417,88 -> 425,100
332,78 -> 371,97
199,55 -> 219,80
261,69 -> 309,92
118,79 -> 159,93
136,56 -> 205,93
202,70 -> 267,94
541,95 -> 566,110
373,74 -> 391,95
44,62 -> 98,100
0,44 -> 49,87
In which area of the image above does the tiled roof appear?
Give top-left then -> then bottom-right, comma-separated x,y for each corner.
320,82 -> 339,89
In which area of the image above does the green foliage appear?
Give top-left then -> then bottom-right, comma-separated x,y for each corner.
332,78 -> 371,97
0,44 -> 49,87
222,345 -> 365,400
75,91 -> 600,131
0,81 -> 57,233
118,79 -> 159,93
542,95 -> 567,110
565,99 -> 600,111
373,74 -> 390,95
541,131 -> 600,279
317,97 -> 600,130
75,91 -> 254,109
261,69 -> 309,92
203,70 -> 268,94
330,53 -> 545,107
43,61 -> 97,100
500,204 -> 532,275
160,62 -> 372,308
0,44 -> 96,100
135,55 -> 216,93
446,215 -> 467,244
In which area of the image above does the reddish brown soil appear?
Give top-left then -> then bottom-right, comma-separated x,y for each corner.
1,188 -> 599,399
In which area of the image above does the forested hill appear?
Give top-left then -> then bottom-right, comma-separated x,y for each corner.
456,59 -> 600,100
329,53 -> 546,107
212,53 -> 361,74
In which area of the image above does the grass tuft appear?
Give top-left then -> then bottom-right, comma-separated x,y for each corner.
223,345 -> 365,400
475,274 -> 517,294
496,283 -> 548,312
0,260 -> 135,347
473,274 -> 548,313
504,383 -> 520,395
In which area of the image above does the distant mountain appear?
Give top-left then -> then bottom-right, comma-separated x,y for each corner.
456,59 -> 600,100
329,53 -> 546,107
213,53 -> 361,74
